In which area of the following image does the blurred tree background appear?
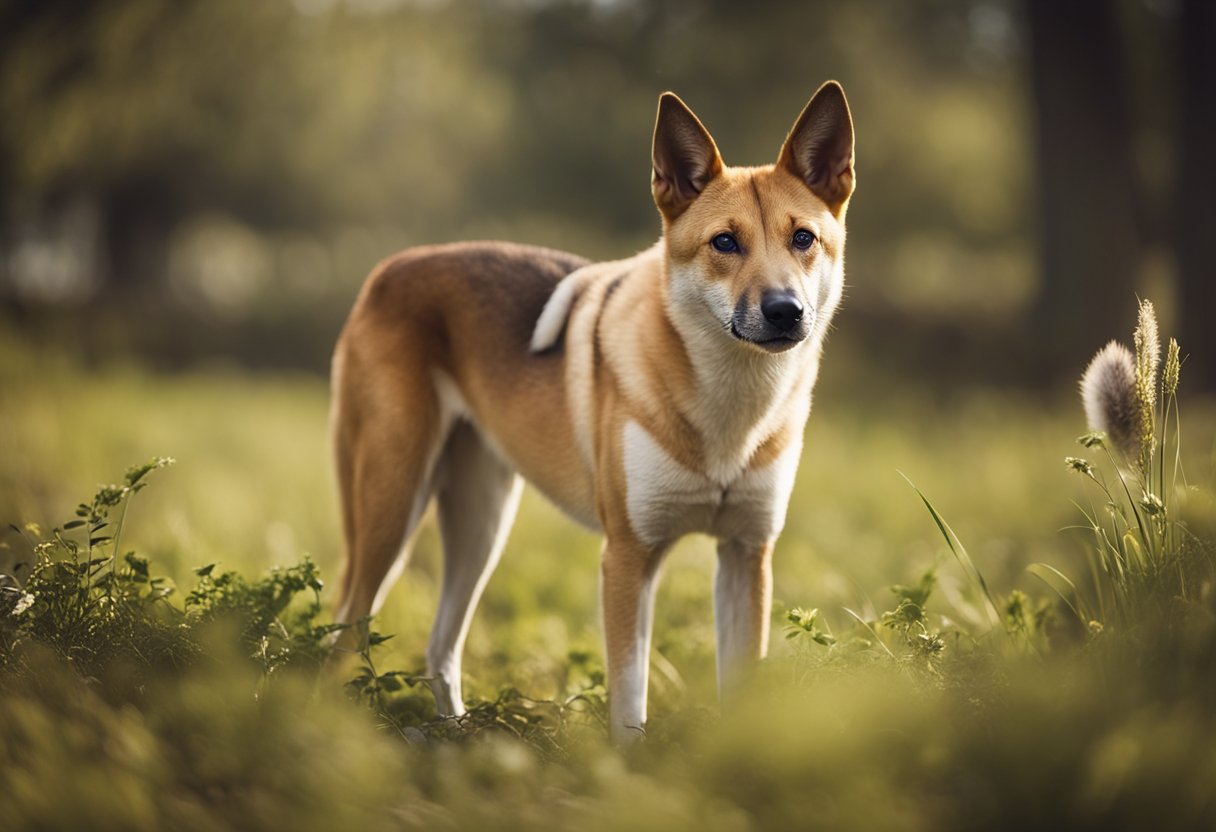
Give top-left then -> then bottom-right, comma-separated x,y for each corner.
0,0 -> 1211,389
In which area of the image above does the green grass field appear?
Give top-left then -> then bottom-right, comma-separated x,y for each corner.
2,327 -> 1215,830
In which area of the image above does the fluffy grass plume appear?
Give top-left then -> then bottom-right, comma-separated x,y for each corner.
1080,341 -> 1139,462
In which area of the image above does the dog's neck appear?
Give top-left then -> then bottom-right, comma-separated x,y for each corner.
660,255 -> 820,484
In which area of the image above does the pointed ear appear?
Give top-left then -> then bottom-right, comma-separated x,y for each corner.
777,81 -> 855,215
652,92 -> 723,220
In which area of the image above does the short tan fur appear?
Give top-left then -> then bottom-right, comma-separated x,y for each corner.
332,82 -> 855,743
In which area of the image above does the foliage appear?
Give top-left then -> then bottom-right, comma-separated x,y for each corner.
344,620 -> 608,759
1,457 -> 337,692
1,457 -> 194,679
185,557 -> 333,677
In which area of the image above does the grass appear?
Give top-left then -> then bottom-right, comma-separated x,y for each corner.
2,321 -> 1216,830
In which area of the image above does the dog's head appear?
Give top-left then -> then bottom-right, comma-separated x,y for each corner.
652,83 -> 854,355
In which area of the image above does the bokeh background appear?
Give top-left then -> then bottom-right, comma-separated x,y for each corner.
1,0 -> 1214,699
3,0 -> 1214,382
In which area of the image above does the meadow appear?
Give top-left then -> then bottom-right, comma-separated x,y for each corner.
2,318 -> 1215,831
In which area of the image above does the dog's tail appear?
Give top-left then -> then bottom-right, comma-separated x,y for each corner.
529,265 -> 597,353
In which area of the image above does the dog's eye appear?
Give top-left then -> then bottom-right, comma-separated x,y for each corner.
710,233 -> 739,253
792,229 -> 816,251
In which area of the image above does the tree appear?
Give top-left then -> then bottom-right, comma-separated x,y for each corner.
1024,0 -> 1142,376
1176,0 -> 1216,391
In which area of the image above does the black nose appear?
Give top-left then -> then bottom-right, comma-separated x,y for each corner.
760,290 -> 804,332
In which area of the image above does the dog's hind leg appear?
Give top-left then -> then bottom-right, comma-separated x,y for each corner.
427,421 -> 522,716
332,353 -> 445,653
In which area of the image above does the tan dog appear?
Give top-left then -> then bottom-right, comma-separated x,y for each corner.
331,82 -> 855,742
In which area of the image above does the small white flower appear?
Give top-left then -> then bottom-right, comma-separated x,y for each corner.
11,592 -> 34,616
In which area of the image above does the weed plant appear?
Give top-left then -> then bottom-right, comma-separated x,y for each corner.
0,457 -> 346,713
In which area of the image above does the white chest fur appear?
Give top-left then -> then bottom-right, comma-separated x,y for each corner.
621,419 -> 800,549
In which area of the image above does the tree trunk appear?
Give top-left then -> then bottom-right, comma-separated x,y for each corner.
99,180 -> 178,301
1025,0 -> 1141,378
1176,0 -> 1216,393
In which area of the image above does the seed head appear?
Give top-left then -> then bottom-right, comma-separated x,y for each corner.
1139,492 -> 1164,517
1133,299 -> 1159,467
1079,341 -> 1139,463
1070,457 -> 1099,476
1163,337 -> 1181,399
1065,456 -> 1095,477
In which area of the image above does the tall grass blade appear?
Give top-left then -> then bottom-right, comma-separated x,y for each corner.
1026,562 -> 1086,624
899,472 -> 1003,630
842,607 -> 895,658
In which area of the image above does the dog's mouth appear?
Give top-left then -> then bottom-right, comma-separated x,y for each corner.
729,322 -> 803,353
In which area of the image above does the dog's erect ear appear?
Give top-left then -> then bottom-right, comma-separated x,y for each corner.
777,81 -> 855,215
652,92 -> 723,221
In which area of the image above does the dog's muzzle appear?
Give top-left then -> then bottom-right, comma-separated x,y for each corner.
730,289 -> 812,353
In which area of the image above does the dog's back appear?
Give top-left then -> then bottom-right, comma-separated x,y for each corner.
340,241 -> 586,362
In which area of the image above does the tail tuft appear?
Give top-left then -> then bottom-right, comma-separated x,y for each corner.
530,267 -> 592,353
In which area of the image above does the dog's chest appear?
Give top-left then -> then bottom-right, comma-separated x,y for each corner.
620,420 -> 798,548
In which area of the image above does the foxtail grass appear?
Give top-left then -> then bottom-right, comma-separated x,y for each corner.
1050,300 -> 1208,630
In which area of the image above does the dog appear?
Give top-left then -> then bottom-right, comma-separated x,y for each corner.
331,81 -> 855,742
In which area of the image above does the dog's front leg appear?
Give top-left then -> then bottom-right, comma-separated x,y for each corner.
601,535 -> 663,745
714,537 -> 774,705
